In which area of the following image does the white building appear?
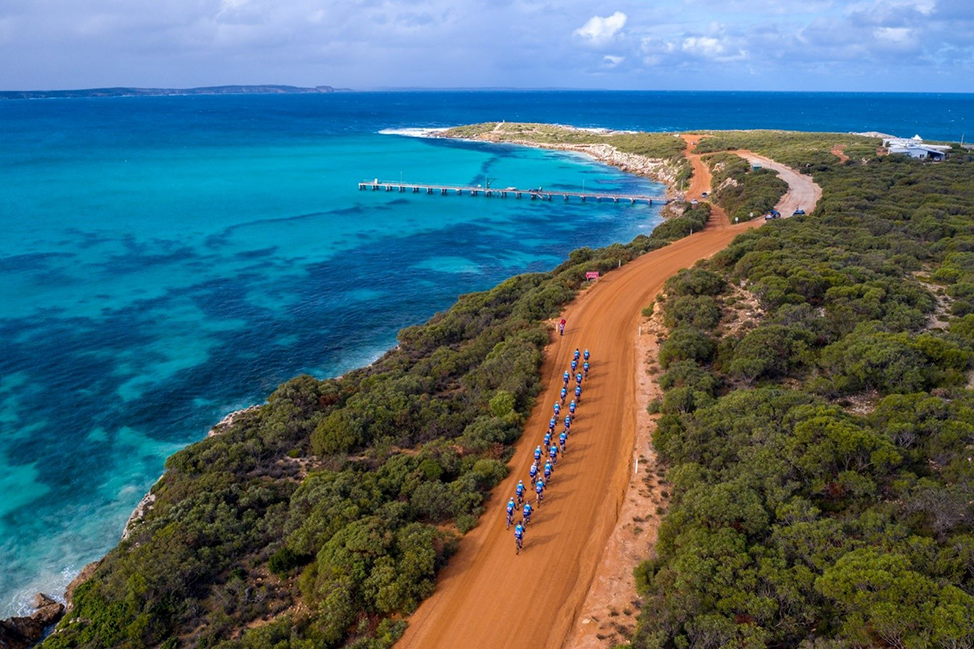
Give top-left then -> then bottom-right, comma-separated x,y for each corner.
883,134 -> 951,161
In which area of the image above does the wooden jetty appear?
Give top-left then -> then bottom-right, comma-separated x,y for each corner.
357,181 -> 667,205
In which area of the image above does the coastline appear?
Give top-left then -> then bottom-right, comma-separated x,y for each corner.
387,125 -> 684,203
41,123 -> 684,639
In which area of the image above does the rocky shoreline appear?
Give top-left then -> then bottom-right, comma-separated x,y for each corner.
0,594 -> 64,649
433,127 -> 684,202
4,405 -> 265,648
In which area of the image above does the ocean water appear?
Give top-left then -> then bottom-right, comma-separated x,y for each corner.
1,91 -> 972,616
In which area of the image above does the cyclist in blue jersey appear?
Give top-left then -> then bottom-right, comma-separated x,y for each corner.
549,443 -> 559,465
529,461 -> 539,481
560,387 -> 567,403
559,431 -> 568,454
571,359 -> 578,373
584,348 -> 590,361
583,361 -> 590,377
575,385 -> 582,402
515,480 -> 525,506
535,479 -> 545,504
549,416 -> 556,433
553,402 -> 561,416
576,372 -> 583,385
544,431 -> 552,448
514,523 -> 524,554
569,400 -> 577,415
522,502 -> 533,526
534,445 -> 543,462
574,349 -> 581,361
543,460 -> 552,483
506,497 -> 516,528
563,371 -> 570,386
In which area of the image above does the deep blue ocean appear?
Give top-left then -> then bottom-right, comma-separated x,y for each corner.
1,91 -> 972,615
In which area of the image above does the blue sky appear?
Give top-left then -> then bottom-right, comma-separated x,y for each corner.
1,0 -> 971,91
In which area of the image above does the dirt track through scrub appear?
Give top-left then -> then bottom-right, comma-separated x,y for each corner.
398,136 -> 818,649
399,224 -> 754,649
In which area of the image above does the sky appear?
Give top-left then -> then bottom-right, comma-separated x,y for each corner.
0,0 -> 971,91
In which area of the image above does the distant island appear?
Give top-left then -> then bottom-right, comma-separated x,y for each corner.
0,85 -> 348,100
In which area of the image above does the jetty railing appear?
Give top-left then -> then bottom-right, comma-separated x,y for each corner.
357,181 -> 668,205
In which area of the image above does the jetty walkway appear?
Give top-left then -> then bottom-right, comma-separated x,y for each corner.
358,180 -> 667,204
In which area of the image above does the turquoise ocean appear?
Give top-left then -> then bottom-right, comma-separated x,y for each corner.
1,91 -> 972,615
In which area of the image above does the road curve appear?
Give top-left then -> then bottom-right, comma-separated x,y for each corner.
398,209 -> 756,649
735,150 -> 823,215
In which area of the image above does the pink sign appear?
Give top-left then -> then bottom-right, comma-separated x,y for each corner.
585,271 -> 600,280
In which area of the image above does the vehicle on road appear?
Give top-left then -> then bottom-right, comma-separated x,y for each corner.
792,208 -> 806,216
691,199 -> 699,205
701,191 -> 708,197
764,210 -> 781,220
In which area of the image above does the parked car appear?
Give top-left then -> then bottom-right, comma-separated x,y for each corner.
764,210 -> 781,220
792,208 -> 806,216
691,199 -> 698,205
701,191 -> 708,197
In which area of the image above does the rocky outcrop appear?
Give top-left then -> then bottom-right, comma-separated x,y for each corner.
208,405 -> 260,437
64,561 -> 100,612
0,594 -> 64,649
121,487 -> 157,542
446,132 -> 684,196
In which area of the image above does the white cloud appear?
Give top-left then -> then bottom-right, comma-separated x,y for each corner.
602,54 -> 625,67
874,26 -> 912,43
574,11 -> 627,45
682,36 -> 724,57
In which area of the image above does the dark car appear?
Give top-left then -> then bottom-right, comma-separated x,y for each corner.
764,210 -> 781,220
792,209 -> 806,216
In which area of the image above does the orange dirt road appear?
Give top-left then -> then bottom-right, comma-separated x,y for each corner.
398,211 -> 755,649
681,134 -> 712,200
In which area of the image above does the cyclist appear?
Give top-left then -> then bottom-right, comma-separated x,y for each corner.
515,480 -> 526,506
560,386 -> 567,403
576,372 -> 583,385
534,445 -> 543,462
563,371 -> 570,386
571,359 -> 578,373
574,348 -> 581,362
522,502 -> 533,526
559,430 -> 568,454
549,443 -> 559,465
506,497 -> 516,528
549,416 -> 557,433
514,523 -> 524,554
543,460 -> 552,484
583,360 -> 590,377
535,478 -> 545,505
569,399 -> 577,416
575,385 -> 582,402
529,461 -> 539,481
553,402 -> 561,416
564,414 -> 572,432
584,348 -> 590,361
543,431 -> 552,448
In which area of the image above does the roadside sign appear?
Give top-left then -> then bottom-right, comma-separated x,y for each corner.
585,271 -> 600,280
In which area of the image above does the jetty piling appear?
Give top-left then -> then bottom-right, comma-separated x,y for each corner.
357,181 -> 667,205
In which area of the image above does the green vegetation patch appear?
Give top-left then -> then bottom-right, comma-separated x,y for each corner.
631,137 -> 974,649
706,151 -> 789,221
42,194 -> 710,648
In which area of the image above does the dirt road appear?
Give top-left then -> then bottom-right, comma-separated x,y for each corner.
735,150 -> 823,215
398,211 -> 753,649
398,137 -> 817,649
681,134 -> 712,200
